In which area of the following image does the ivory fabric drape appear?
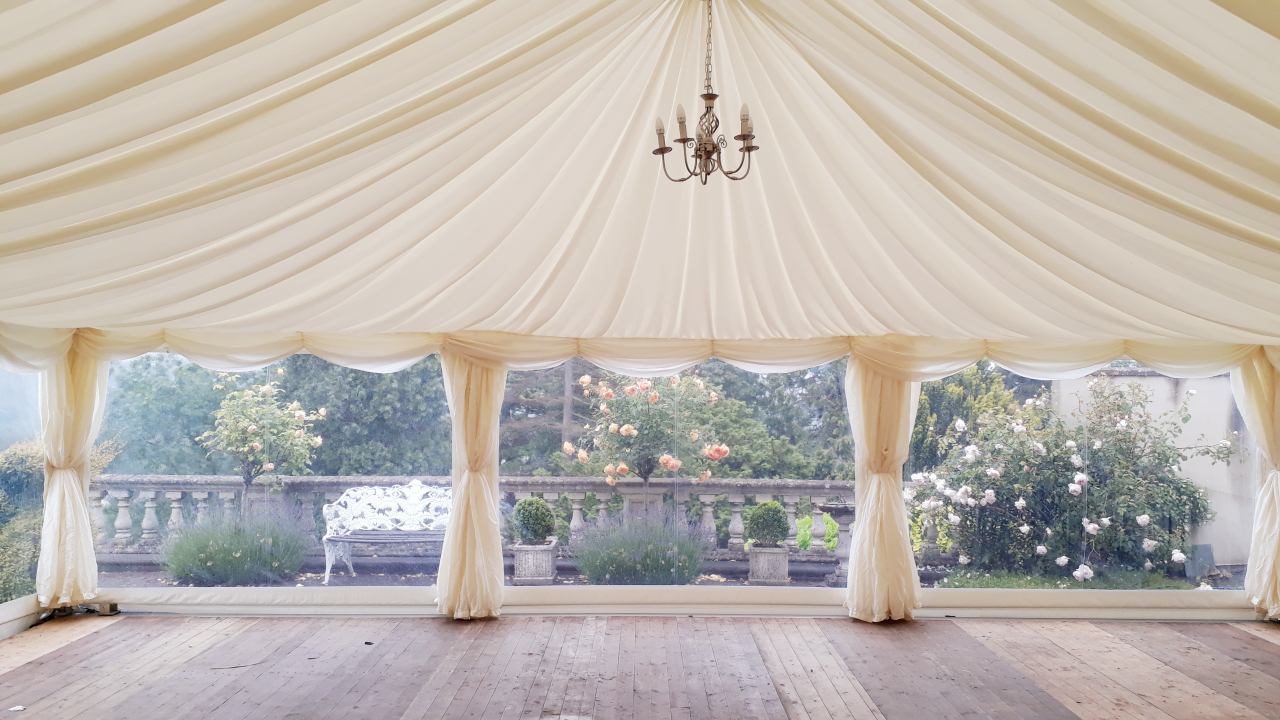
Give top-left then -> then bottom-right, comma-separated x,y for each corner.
436,349 -> 508,619
1233,348 -> 1280,619
844,356 -> 921,621
35,335 -> 109,608
0,1 -> 1276,343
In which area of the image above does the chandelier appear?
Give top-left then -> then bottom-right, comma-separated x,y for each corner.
652,0 -> 758,184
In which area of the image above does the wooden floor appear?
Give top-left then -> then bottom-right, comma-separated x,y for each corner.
0,615 -> 1278,719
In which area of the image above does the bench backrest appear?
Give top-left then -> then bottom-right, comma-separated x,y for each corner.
322,480 -> 452,537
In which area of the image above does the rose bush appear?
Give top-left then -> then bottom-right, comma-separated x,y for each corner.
197,375 -> 325,492
910,378 -> 1229,581
557,374 -> 730,484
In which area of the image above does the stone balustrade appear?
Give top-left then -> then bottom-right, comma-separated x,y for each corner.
91,474 -> 856,581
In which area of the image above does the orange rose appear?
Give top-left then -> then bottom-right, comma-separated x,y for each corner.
617,463 -> 630,476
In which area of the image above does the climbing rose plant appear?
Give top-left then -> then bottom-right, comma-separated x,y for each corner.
910,377 -> 1231,581
198,373 -> 325,490
559,374 -> 730,484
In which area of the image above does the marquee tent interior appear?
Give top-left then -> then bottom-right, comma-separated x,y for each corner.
0,0 -> 1277,627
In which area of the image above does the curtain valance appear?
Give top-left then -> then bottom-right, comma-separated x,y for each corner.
0,324 -> 1265,380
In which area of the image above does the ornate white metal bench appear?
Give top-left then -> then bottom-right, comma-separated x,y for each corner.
321,480 -> 452,584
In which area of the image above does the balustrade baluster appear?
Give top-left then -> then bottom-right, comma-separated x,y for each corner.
192,491 -> 211,524
92,490 -> 108,544
809,497 -> 827,547
166,491 -> 186,532
218,490 -> 238,519
697,494 -> 718,549
566,493 -> 586,546
782,495 -> 799,549
109,489 -> 133,547
727,494 -> 746,552
138,490 -> 160,543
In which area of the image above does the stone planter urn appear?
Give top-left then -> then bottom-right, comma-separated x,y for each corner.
512,538 -> 557,586
748,545 -> 790,585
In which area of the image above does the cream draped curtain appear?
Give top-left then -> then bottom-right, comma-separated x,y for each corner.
35,334 -> 108,607
844,357 -> 922,621
1233,348 -> 1280,619
436,350 -> 508,619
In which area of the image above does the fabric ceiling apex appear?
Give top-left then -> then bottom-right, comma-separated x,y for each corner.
0,0 -> 1276,343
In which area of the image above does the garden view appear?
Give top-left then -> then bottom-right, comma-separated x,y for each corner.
0,354 -> 1250,599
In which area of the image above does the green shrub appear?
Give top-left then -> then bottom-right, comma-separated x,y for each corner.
0,510 -> 40,603
577,515 -> 702,584
165,519 -> 307,586
0,440 -> 120,508
513,497 -> 556,545
911,379 -> 1225,575
745,501 -> 789,547
795,514 -> 838,551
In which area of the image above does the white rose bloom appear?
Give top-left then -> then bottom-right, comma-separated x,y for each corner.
954,419 -> 967,432
1171,550 -> 1187,564
1018,524 -> 1031,535
1064,440 -> 1077,449
967,497 -> 978,507
1092,440 -> 1102,450
1143,560 -> 1154,571
1014,497 -> 1027,510
985,468 -> 1001,479
1033,442 -> 1047,456
1024,398 -> 1034,407
947,513 -> 961,526
1100,517 -> 1111,528
1136,514 -> 1151,527
1070,454 -> 1084,468
1035,545 -> 1047,555
983,488 -> 996,501
1084,523 -> 1100,535
910,472 -> 925,482
1072,564 -> 1094,581
957,555 -> 970,565
1055,556 -> 1070,567
1073,472 -> 1088,484
1067,483 -> 1082,496
1045,528 -> 1054,537
262,462 -> 275,472
1197,583 -> 1213,591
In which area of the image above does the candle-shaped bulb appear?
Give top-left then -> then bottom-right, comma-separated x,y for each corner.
655,116 -> 665,134
676,104 -> 688,138
740,103 -> 751,135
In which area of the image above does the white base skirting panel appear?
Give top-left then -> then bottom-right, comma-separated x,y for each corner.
0,595 -> 41,640
91,586 -> 1262,622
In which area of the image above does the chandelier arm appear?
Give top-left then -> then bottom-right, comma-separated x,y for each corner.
720,147 -> 748,177
661,151 -> 694,182
722,149 -> 751,180
681,142 -> 699,177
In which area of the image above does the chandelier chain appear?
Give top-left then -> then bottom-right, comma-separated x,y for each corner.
704,0 -> 713,94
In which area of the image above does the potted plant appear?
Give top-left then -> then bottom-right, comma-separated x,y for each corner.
746,500 -> 790,585
511,497 -> 558,585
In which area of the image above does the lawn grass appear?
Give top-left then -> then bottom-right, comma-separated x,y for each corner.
939,568 -> 1195,590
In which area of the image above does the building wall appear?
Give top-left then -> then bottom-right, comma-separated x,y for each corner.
1051,371 -> 1257,565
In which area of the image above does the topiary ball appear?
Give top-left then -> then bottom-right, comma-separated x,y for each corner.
513,497 -> 556,545
745,500 -> 789,548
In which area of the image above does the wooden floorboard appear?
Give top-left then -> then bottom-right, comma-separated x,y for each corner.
2,615 -> 1279,719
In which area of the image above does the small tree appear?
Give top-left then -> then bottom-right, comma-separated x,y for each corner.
513,497 -> 556,545
745,501 -> 789,548
197,377 -> 324,500
558,374 -> 730,486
